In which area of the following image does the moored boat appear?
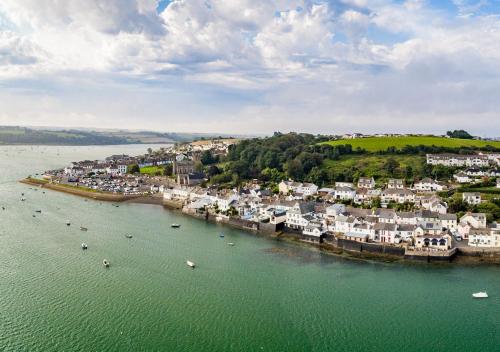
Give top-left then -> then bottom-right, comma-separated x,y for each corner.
103,259 -> 110,267
171,224 -> 180,228
472,292 -> 488,298
219,233 -> 225,238
125,234 -> 133,239
80,226 -> 88,231
228,243 -> 235,246
66,220 -> 71,226
186,260 -> 195,268
35,210 -> 42,213
81,243 -> 88,250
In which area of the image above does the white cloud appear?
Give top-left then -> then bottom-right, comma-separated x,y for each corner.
0,0 -> 499,135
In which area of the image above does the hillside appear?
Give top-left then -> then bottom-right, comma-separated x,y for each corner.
323,136 -> 500,152
0,126 -> 134,145
0,126 -> 241,145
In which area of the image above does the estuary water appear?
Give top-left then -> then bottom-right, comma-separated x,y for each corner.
0,145 -> 499,352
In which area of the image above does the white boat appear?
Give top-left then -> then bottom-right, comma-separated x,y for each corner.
125,234 -> 133,239
171,224 -> 181,228
66,221 -> 71,226
186,260 -> 195,268
80,226 -> 88,231
472,292 -> 488,298
81,243 -> 88,250
228,243 -> 235,246
103,259 -> 110,267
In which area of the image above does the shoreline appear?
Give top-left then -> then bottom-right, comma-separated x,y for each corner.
19,177 -> 500,265
19,177 -> 162,204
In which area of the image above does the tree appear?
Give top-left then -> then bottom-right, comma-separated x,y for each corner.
446,130 -> 473,139
128,164 -> 140,174
163,163 -> 173,176
207,165 -> 221,177
201,150 -> 216,165
384,158 -> 400,177
194,161 -> 204,172
286,159 -> 304,180
404,165 -> 413,180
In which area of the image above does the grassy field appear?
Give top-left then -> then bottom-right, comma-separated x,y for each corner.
140,166 -> 164,175
322,154 -> 425,183
322,136 -> 500,152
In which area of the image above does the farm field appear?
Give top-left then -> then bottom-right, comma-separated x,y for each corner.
323,136 -> 500,152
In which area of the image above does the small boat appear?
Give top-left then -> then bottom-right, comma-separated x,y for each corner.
66,220 -> 71,226
32,214 -> 36,218
20,197 -> 26,201
186,260 -> 195,268
1,207 -> 5,210
115,205 -> 119,208
81,243 -> 88,250
171,224 -> 181,228
228,243 -> 235,246
125,234 -> 133,239
80,226 -> 88,231
472,292 -> 488,298
219,234 -> 225,238
35,210 -> 42,213
103,259 -> 110,267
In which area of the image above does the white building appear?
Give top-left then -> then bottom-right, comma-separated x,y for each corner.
387,179 -> 405,189
380,189 -> 415,204
357,177 -> 375,189
414,178 -> 447,192
279,180 -> 318,197
463,192 -> 481,205
468,228 -> 500,247
453,172 -> 471,184
426,154 -> 490,167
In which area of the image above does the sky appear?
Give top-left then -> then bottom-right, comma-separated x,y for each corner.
0,0 -> 500,136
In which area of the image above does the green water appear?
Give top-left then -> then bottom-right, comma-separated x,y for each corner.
0,145 -> 499,352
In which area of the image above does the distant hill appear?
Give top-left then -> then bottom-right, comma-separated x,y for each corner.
0,126 -> 242,145
323,136 -> 500,152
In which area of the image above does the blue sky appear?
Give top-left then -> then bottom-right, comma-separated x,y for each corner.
0,0 -> 499,136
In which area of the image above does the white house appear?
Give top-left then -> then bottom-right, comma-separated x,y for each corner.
414,233 -> 452,250
453,172 -> 471,184
215,192 -> 240,212
335,182 -> 354,188
426,154 -> 490,167
380,189 -> 415,204
468,228 -> 499,247
279,180 -> 318,197
458,213 -> 487,239
414,178 -> 447,192
285,202 -> 316,230
387,178 -> 405,189
463,192 -> 481,205
438,213 -> 457,231
358,177 -> 375,189
334,186 -> 356,201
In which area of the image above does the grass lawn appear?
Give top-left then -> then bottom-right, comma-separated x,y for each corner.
140,166 -> 164,175
322,136 -> 500,152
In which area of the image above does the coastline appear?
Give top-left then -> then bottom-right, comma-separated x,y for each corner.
19,177 -> 500,265
19,177 -> 155,203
